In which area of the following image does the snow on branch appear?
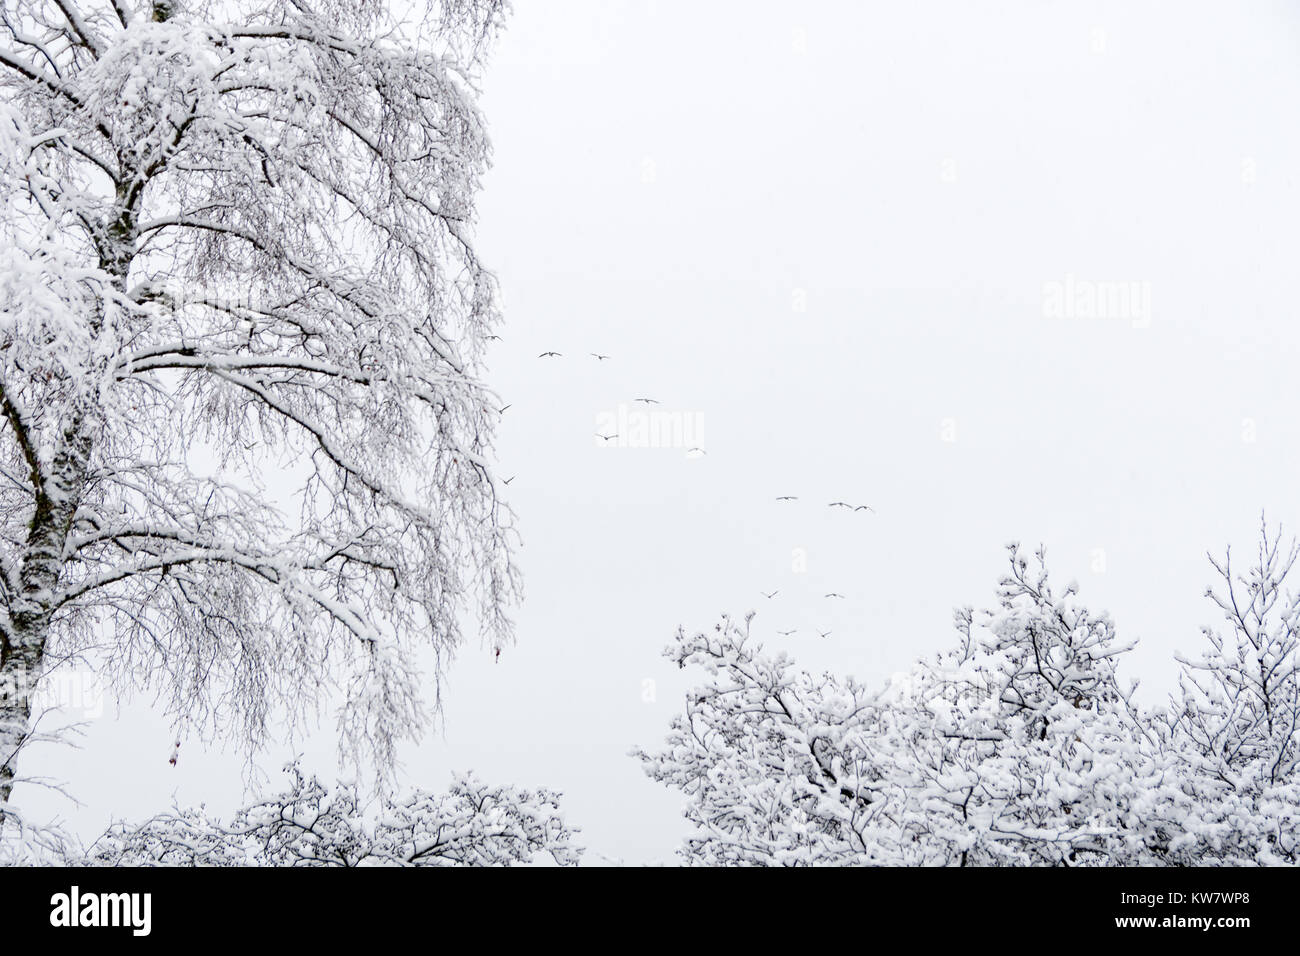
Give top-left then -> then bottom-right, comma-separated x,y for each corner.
87,760 -> 582,867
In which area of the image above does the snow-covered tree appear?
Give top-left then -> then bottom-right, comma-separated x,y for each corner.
887,546 -> 1164,866
0,0 -> 518,821
634,612 -> 907,866
87,761 -> 582,866
1163,520 -> 1300,864
637,547 -> 1173,866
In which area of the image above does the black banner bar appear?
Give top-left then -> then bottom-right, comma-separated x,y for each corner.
4,866 -> 1285,943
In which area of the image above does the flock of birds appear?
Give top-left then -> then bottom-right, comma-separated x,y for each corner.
519,345 -> 874,641
538,351 -> 614,362
528,349 -> 702,454
778,497 -> 874,513
757,496 -> 876,638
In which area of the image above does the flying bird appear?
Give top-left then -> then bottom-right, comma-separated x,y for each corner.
777,629 -> 797,637
502,476 -> 516,485
854,505 -> 875,513
817,629 -> 832,639
686,447 -> 706,456
595,432 -> 618,442
538,351 -> 562,358
825,592 -> 846,599
829,501 -> 854,509
590,353 -> 612,361
634,397 -> 660,405
498,404 -> 512,413
761,590 -> 779,599
776,496 -> 798,501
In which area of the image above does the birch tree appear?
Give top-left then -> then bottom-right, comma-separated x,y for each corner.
0,0 -> 518,821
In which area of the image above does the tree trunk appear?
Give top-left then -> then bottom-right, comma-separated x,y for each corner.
0,427 -> 91,821
1,187 -> 130,825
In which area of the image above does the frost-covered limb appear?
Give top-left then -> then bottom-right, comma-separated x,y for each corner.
0,800 -> 77,864
0,1 -> 520,822
87,761 -> 582,867
0,707 -> 83,850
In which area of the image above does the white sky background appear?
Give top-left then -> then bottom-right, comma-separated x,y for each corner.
19,0 -> 1300,864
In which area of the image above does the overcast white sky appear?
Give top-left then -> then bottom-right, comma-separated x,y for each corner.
20,0 -> 1300,864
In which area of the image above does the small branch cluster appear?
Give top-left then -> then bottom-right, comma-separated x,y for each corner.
87,759 -> 582,867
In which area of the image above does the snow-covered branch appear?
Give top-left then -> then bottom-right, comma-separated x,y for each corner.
88,761 -> 582,867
